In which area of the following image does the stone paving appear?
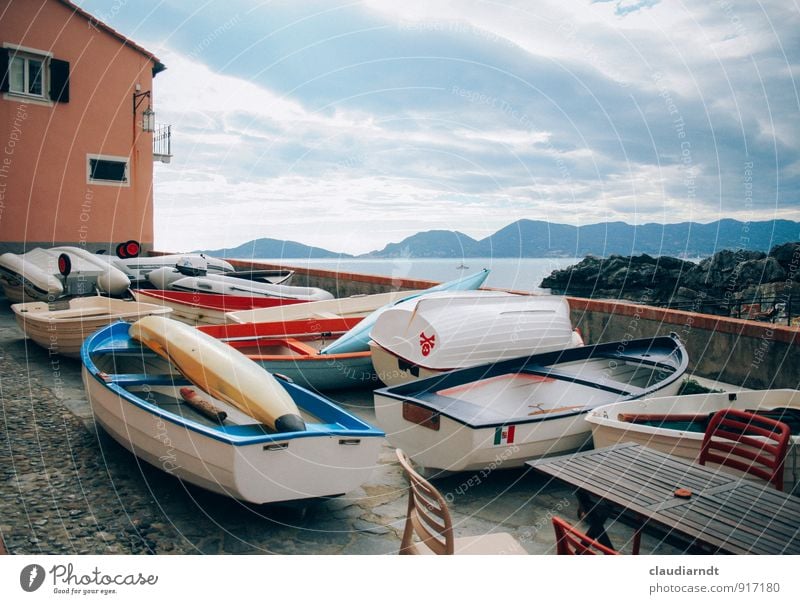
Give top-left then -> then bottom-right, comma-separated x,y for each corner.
0,299 -> 684,555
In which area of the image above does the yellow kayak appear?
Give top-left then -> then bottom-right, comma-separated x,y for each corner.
129,316 -> 305,432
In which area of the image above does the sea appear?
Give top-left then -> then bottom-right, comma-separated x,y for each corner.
244,257 -> 583,292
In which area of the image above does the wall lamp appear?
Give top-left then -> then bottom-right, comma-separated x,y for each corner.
133,90 -> 156,133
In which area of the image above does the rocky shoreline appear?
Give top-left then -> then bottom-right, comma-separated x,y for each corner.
541,242 -> 800,310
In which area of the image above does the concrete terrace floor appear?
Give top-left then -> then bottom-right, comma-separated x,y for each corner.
0,296 -> 688,555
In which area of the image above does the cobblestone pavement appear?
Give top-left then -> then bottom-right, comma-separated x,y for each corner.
0,300 -> 682,555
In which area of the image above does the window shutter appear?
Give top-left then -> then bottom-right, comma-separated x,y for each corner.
49,58 -> 69,102
0,48 -> 9,94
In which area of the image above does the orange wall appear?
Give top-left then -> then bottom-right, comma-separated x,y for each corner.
0,0 -> 157,252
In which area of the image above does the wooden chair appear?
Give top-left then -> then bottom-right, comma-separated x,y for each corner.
699,408 -> 791,491
552,516 -> 620,555
395,449 -> 527,555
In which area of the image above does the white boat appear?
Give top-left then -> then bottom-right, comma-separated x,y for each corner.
373,333 -> 688,472
370,292 -> 583,386
153,271 -> 333,302
146,265 -> 293,290
11,295 -> 172,357
132,289 -> 306,326
586,389 -> 800,492
226,290 -> 423,324
319,269 -> 491,355
105,253 -> 235,286
81,318 -> 385,504
0,246 -> 130,302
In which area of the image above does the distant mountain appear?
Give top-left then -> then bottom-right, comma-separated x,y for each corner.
199,238 -> 352,259
365,230 -> 481,258
364,219 -> 800,258
200,219 -> 800,260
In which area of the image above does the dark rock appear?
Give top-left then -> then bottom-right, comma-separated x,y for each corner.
737,257 -> 786,287
541,244 -> 800,305
769,242 -> 800,279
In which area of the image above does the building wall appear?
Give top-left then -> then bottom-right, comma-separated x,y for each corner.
0,0 -> 156,254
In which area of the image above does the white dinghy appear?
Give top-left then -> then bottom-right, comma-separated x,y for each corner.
370,292 -> 583,385
374,333 -> 688,472
81,317 -> 384,504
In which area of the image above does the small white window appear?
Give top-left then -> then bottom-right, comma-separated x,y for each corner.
8,51 -> 46,98
87,154 -> 130,187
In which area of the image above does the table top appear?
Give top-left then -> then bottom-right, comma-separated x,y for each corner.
528,442 -> 800,555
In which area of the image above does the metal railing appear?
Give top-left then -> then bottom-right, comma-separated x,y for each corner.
663,295 -> 798,326
153,125 -> 171,161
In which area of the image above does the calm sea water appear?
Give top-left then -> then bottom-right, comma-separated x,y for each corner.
247,257 -> 582,292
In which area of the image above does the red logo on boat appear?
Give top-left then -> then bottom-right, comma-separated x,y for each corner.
419,332 -> 436,357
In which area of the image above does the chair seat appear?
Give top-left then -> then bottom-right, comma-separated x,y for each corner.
454,533 -> 528,555
410,532 -> 527,555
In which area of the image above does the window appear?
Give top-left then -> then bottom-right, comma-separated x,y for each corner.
8,53 -> 44,97
1,46 -> 69,103
87,155 -> 130,186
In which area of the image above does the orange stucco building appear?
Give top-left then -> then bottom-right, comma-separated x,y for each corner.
0,0 -> 165,254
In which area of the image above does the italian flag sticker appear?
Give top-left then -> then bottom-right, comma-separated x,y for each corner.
494,425 -> 515,446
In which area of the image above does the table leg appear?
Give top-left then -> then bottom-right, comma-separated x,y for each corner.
576,491 -> 616,550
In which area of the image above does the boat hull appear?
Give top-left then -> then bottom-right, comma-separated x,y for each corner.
373,334 -> 688,471
84,369 -> 382,502
373,391 -> 596,471
587,389 -> 800,492
81,322 -> 385,503
12,296 -> 172,357
133,290 -> 304,325
253,354 -> 378,391
199,318 -> 378,391
226,290 -> 421,324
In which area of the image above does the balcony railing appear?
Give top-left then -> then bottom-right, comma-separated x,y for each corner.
153,125 -> 172,163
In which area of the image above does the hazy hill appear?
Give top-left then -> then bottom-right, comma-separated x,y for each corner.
200,219 -> 800,259
199,238 -> 351,259
366,219 -> 800,258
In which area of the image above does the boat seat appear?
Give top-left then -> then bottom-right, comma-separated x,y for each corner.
396,449 -> 527,555
107,373 -> 191,387
521,367 -> 646,397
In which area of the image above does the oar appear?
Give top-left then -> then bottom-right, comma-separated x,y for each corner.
179,387 -> 227,423
217,330 -> 348,343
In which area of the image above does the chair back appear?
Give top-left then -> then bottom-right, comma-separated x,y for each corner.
552,517 -> 619,555
396,448 -> 454,554
699,408 -> 791,491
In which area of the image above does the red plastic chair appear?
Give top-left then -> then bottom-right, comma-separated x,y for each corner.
552,516 -> 620,555
699,408 -> 791,491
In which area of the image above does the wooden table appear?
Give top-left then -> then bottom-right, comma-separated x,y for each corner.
527,442 -> 800,554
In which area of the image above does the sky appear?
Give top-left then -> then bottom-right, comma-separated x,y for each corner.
76,0 -> 800,254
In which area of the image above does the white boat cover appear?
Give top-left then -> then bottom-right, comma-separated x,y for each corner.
370,291 -> 579,370
0,246 -> 130,299
107,253 -> 234,282
166,273 -> 334,301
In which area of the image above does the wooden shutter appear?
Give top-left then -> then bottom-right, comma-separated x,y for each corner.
49,58 -> 69,102
0,48 -> 9,94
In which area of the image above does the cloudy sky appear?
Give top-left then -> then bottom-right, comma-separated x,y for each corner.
78,0 -> 800,254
